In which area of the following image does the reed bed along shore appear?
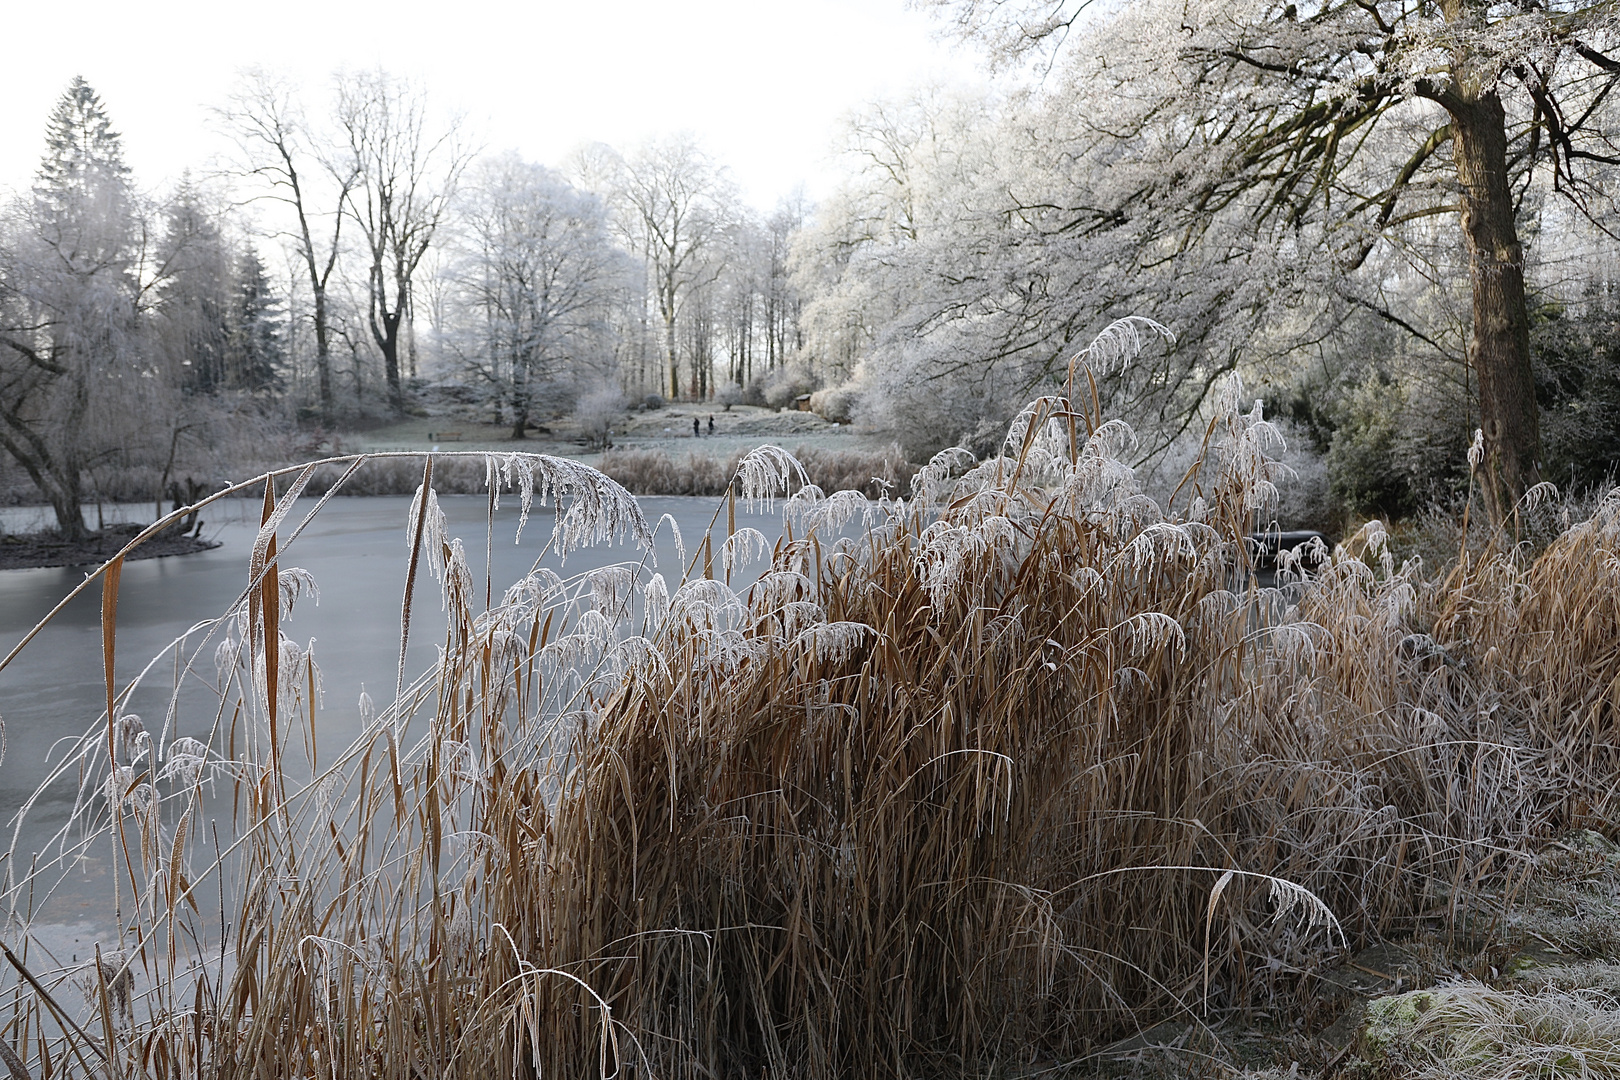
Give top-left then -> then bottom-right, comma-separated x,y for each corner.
596,443 -> 911,500
3,332 -> 1618,1078
179,441 -> 907,503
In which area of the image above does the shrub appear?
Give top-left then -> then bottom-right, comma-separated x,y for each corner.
716,381 -> 744,411
643,392 -> 665,411
808,382 -> 859,424
575,385 -> 625,449
760,362 -> 820,410
596,448 -> 732,496
1275,342 -> 1472,521
1534,287 -> 1620,493
854,336 -> 1022,459
790,442 -> 908,497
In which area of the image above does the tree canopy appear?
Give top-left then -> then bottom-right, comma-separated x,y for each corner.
921,0 -> 1620,519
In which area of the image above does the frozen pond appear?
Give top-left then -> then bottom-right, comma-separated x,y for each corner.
0,493 -> 786,953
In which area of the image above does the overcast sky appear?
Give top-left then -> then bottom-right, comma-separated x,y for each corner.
0,0 -> 986,209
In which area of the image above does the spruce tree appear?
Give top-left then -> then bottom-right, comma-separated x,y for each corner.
35,75 -> 130,236
158,180 -> 232,392
229,247 -> 286,392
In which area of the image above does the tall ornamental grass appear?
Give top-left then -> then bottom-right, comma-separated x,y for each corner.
2,321 -> 1616,1077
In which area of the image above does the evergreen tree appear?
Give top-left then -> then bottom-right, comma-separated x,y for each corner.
35,75 -> 131,245
228,246 -> 286,392
157,180 -> 232,392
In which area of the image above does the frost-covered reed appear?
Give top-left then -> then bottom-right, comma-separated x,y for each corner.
1,325 -> 1617,1077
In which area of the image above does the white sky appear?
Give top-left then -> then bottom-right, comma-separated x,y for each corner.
0,0 -> 987,210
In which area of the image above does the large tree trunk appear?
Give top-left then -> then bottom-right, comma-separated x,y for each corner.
47,483 -> 86,541
313,286 -> 333,420
511,348 -> 531,439
381,334 -> 403,415
51,370 -> 90,540
371,276 -> 405,416
1449,87 -> 1541,525
665,309 -> 680,401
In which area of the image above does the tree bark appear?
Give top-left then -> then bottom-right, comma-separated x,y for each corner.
1448,86 -> 1540,524
665,307 -> 680,401
312,286 -> 333,418
511,347 -> 531,439
370,262 -> 406,416
43,370 -> 90,540
0,411 -> 84,541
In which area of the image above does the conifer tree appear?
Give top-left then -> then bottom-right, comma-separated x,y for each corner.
229,246 -> 286,392
157,179 -> 232,392
36,76 -> 130,221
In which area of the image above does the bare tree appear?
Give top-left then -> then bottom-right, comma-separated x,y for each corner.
218,70 -> 356,421
450,153 -> 630,438
764,194 -> 807,374
613,137 -> 734,401
335,70 -> 471,415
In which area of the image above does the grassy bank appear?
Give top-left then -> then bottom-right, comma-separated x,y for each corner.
2,375 -> 1618,1077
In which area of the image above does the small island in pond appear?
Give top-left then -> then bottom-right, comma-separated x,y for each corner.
0,522 -> 219,571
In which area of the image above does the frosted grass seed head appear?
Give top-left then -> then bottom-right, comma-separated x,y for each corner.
277,566 -> 320,613
913,446 -> 979,506
720,528 -> 770,575
804,489 -> 874,534
735,445 -> 810,511
586,565 -> 636,624
1067,315 -> 1176,380
159,737 -> 209,788
407,483 -> 449,581
496,453 -> 651,554
771,600 -> 828,639
115,713 -> 148,763
656,513 -> 686,568
793,621 -> 876,666
213,634 -> 242,682
643,572 -> 671,634
503,568 -> 566,616
785,484 -> 827,530
692,627 -> 758,677
670,578 -> 747,635
612,636 -> 670,685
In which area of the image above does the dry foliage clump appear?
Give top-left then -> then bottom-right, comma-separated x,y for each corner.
600,442 -> 910,499
3,329 -> 1620,1077
1360,983 -> 1620,1078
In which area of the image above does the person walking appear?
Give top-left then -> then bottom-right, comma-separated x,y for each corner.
707,415 -> 715,437
693,416 -> 700,438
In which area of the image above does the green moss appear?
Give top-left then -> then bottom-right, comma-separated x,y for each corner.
1564,829 -> 1620,858
1360,990 -> 1437,1058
